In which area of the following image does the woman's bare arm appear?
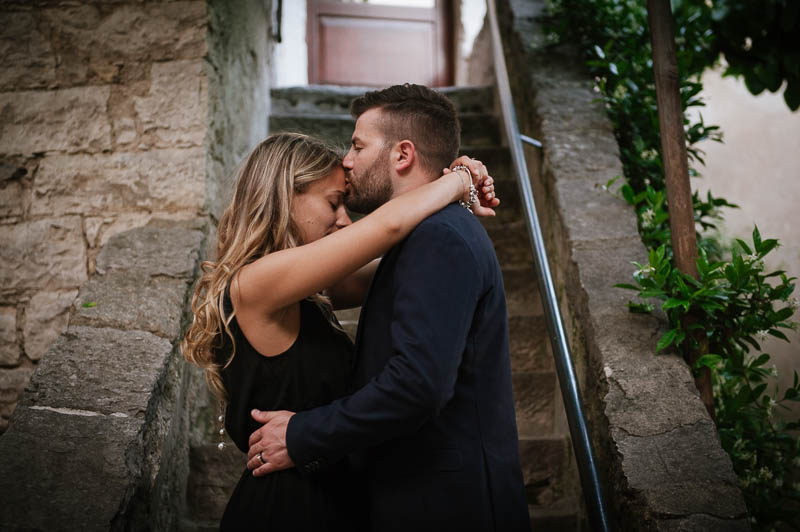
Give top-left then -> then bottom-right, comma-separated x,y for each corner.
235,170 -> 471,317
324,259 -> 380,310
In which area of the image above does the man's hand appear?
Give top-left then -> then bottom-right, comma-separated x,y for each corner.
246,409 -> 295,476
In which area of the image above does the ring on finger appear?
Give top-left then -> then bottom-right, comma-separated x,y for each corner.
257,451 -> 265,465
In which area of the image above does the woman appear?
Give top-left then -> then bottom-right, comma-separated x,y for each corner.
182,132 -> 496,530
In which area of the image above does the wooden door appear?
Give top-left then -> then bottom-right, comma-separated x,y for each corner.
307,0 -> 452,87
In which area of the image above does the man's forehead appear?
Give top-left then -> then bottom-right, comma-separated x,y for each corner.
352,108 -> 384,140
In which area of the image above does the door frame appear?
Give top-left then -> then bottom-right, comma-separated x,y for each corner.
306,0 -> 453,87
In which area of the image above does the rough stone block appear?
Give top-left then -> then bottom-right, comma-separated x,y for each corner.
614,420 -> 748,520
0,216 -> 87,290
23,289 -> 78,361
0,405 -> 143,531
567,237 -> 649,323
23,326 -> 173,417
0,306 -> 18,365
513,370 -> 555,438
37,2 -> 207,87
134,60 -> 207,148
0,178 -> 24,218
32,148 -> 206,216
0,364 -> 34,405
542,129 -> 622,183
593,314 -> 710,438
72,272 -> 190,339
186,443 -> 244,521
0,11 -> 57,91
655,514 -> 750,531
534,83 -> 611,134
95,218 -> 206,279
553,179 -> 640,244
0,87 -> 112,155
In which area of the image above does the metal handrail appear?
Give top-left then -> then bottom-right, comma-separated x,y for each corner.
485,1 -> 611,530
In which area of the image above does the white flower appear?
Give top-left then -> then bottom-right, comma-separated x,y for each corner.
789,297 -> 799,311
758,467 -> 773,481
640,208 -> 656,228
635,265 -> 655,277
756,330 -> 769,341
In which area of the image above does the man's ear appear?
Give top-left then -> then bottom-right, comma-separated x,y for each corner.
393,140 -> 416,172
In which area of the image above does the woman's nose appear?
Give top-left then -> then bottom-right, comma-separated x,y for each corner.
336,207 -> 352,228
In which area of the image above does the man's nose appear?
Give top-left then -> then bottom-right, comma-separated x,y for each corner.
342,149 -> 354,169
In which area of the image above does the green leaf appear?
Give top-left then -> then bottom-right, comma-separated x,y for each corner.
657,329 -> 678,351
734,239 -> 752,255
621,184 -> 635,204
662,298 -> 690,311
694,354 -> 722,370
768,329 -> 790,342
639,289 -> 666,299
750,383 -> 767,401
626,301 -> 654,314
82,302 -> 97,308
752,225 -> 762,251
614,283 -> 640,291
750,353 -> 770,368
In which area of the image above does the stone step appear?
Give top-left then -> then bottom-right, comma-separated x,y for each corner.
509,314 -> 553,373
269,112 -> 502,150
182,442 -> 244,527
518,436 -> 575,507
271,85 -> 495,116
513,370 -> 556,438
502,266 -> 544,317
487,220 -> 534,269
529,499 -> 581,531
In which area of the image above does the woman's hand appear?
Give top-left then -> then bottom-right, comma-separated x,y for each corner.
445,155 -> 501,217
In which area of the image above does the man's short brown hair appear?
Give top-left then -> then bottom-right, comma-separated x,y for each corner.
350,84 -> 461,177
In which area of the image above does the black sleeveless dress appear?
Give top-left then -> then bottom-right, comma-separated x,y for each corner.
217,295 -> 364,531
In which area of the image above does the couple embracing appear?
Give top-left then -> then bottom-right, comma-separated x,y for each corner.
183,84 -> 530,531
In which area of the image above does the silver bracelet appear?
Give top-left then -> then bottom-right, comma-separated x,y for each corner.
452,165 -> 478,213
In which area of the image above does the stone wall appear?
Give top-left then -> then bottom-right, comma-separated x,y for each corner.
497,0 -> 751,529
0,0 -> 271,529
0,0 -> 210,433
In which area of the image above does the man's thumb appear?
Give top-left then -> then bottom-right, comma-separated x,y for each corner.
251,409 -> 272,422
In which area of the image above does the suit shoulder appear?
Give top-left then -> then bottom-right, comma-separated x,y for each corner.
416,203 -> 479,235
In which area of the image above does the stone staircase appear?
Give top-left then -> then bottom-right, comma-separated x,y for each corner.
180,85 -> 583,530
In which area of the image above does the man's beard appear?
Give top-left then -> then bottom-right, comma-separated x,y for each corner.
345,145 -> 394,214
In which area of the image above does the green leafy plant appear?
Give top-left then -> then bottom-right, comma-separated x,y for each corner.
616,228 -> 800,528
546,0 -> 800,528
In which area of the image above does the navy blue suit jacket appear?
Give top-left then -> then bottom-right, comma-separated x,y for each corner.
287,204 -> 529,531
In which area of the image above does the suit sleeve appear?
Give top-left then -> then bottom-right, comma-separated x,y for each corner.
286,221 -> 482,472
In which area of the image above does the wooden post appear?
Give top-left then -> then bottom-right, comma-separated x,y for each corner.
647,0 -> 715,419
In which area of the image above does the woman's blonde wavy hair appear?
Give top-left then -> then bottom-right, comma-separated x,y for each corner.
182,132 -> 342,401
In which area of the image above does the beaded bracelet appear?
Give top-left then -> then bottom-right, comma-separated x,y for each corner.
451,165 -> 478,213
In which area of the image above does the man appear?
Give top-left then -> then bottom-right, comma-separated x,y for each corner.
247,84 -> 529,531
